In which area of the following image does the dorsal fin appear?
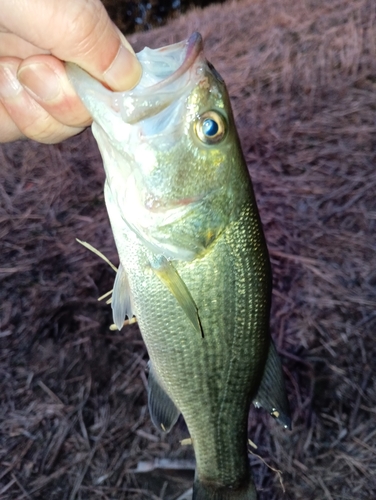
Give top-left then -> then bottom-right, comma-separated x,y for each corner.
253,340 -> 291,429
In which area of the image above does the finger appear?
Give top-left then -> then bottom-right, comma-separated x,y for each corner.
0,32 -> 48,59
0,58 -> 84,143
0,100 -> 25,143
17,55 -> 92,128
1,0 -> 142,91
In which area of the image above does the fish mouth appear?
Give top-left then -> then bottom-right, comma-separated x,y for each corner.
66,32 -> 205,127
112,32 -> 205,124
146,32 -> 203,91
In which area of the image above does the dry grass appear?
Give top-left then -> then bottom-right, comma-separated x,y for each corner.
1,0 -> 376,498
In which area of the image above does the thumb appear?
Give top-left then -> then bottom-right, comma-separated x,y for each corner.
2,0 -> 142,90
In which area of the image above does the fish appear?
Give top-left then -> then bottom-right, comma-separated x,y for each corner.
66,32 -> 291,500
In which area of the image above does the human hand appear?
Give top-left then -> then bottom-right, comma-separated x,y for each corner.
0,0 -> 142,143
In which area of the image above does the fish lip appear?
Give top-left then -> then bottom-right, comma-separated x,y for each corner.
146,32 -> 203,92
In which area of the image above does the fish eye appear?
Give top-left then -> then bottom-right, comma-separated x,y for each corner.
195,111 -> 226,145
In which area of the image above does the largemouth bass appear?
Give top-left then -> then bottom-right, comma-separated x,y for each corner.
67,33 -> 290,500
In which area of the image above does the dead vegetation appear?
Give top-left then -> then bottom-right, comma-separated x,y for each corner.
1,0 -> 376,498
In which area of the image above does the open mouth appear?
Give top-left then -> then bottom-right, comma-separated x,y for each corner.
114,32 -> 204,124
66,33 -> 204,128
144,32 -> 203,91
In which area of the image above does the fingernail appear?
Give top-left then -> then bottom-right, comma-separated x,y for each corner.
18,63 -> 62,102
0,63 -> 23,99
103,41 -> 142,91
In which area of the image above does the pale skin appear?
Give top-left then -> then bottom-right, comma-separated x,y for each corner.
0,0 -> 142,144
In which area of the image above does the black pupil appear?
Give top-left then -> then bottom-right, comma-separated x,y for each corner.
202,118 -> 219,137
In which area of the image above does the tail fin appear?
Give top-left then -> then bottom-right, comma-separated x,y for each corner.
193,477 -> 257,499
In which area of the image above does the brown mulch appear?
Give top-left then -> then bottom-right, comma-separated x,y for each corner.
1,0 -> 376,499
101,0 -> 221,34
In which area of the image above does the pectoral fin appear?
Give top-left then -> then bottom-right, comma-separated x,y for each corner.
147,362 -> 180,433
150,255 -> 203,337
112,262 -> 134,331
253,341 -> 291,430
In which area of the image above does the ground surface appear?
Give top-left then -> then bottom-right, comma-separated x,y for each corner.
1,0 -> 376,499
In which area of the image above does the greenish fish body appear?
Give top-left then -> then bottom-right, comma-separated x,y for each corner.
67,33 -> 290,499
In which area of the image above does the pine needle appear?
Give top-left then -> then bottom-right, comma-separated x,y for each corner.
109,317 -> 138,331
76,239 -> 118,272
249,448 -> 285,493
97,290 -> 113,301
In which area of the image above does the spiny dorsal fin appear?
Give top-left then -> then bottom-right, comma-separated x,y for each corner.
253,340 -> 291,430
148,362 -> 180,433
150,255 -> 203,337
112,262 -> 134,331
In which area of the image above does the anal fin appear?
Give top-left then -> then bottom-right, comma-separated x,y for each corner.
148,362 -> 180,433
150,255 -> 203,337
253,340 -> 291,430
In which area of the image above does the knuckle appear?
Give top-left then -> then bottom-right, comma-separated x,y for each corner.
21,113 -> 66,143
65,0 -> 109,57
0,102 -> 23,142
